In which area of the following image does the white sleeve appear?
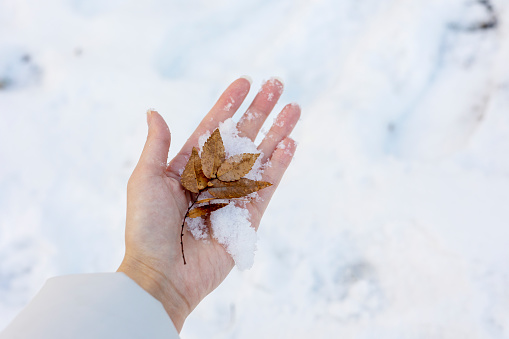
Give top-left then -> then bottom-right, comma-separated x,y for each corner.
0,273 -> 180,339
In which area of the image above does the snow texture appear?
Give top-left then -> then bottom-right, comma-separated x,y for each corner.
186,217 -> 209,240
1,0 -> 509,338
210,204 -> 257,271
242,110 -> 260,122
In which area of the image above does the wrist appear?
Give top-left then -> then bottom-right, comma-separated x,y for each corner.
117,255 -> 190,332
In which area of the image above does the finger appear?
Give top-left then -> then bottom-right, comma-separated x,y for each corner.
251,137 -> 297,229
257,103 -> 300,162
237,78 -> 284,141
135,110 -> 171,176
167,77 -> 251,175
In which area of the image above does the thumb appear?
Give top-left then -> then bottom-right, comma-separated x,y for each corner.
136,109 -> 171,176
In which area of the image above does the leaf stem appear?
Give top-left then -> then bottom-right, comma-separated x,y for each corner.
181,193 -> 201,265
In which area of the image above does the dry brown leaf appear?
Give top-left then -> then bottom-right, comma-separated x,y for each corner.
201,129 -> 225,179
207,178 -> 272,199
188,203 -> 229,218
180,147 -> 209,193
180,147 -> 201,193
193,148 -> 209,190
217,153 -> 260,182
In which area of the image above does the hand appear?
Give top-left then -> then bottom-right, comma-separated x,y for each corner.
117,77 -> 300,332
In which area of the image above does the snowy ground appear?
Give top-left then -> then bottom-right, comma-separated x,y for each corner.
1,0 -> 509,337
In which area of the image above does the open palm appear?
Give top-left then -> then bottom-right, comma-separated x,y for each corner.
118,78 -> 300,332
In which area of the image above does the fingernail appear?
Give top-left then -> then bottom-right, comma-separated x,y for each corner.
240,75 -> 252,85
146,109 -> 155,126
270,76 -> 285,87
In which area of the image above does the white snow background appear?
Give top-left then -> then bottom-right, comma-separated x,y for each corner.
1,0 -> 509,338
